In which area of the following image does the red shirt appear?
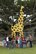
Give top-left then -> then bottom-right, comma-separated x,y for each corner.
21,37 -> 24,44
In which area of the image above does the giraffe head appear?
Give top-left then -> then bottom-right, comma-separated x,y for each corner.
20,6 -> 24,11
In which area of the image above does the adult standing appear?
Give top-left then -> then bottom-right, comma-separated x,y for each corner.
6,36 -> 9,48
29,34 -> 33,47
12,36 -> 15,48
16,35 -> 18,48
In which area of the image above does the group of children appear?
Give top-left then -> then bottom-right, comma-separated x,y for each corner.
2,34 -> 33,48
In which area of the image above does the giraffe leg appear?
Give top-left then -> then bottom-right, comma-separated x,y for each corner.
20,31 -> 24,37
19,32 -> 21,37
13,32 -> 16,38
11,32 -> 14,37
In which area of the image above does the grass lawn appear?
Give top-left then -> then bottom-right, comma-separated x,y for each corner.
0,46 -> 36,54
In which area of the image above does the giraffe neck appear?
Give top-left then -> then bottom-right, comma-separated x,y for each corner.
18,6 -> 24,25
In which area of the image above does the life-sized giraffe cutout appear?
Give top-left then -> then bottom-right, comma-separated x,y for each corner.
11,6 -> 24,37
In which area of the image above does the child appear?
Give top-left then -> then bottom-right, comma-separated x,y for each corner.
23,37 -> 26,48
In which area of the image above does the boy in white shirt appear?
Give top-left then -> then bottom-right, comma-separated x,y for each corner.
6,36 -> 9,48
